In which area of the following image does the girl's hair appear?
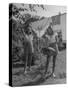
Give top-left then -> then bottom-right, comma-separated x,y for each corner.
46,26 -> 54,35
24,26 -> 32,35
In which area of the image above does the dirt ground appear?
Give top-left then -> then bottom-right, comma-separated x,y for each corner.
12,50 -> 66,86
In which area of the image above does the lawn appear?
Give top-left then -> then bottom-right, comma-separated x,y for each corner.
12,50 -> 66,86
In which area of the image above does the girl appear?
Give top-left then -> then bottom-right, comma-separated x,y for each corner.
23,26 -> 34,74
44,23 -> 59,77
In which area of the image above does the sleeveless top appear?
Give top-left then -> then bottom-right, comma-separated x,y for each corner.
45,33 -> 58,52
23,35 -> 34,54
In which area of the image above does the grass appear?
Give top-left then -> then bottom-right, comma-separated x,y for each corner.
12,50 -> 66,86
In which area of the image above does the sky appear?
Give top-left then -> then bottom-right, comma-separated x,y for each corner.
37,5 -> 66,17
13,3 -> 66,17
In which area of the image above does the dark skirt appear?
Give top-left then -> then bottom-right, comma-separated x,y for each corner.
49,42 -> 57,51
42,42 -> 57,56
23,40 -> 32,65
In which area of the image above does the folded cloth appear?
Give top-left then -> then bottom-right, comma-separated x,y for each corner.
48,47 -> 56,52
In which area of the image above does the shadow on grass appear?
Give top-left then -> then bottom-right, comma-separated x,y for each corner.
21,74 -> 52,86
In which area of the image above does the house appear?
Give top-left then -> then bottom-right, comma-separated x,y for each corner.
52,13 -> 66,41
31,13 -> 66,41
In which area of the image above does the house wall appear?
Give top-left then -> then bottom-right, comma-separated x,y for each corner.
31,13 -> 66,40
52,13 -> 66,40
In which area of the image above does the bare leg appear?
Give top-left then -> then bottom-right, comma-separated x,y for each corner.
45,55 -> 51,74
28,53 -> 32,71
24,53 -> 28,73
51,54 -> 57,77
52,55 -> 57,73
